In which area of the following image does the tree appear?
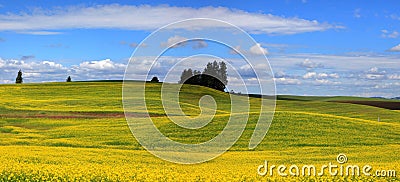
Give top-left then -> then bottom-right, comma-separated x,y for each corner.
15,70 -> 23,84
178,69 -> 193,84
219,61 -> 228,86
150,76 -> 159,83
66,76 -> 72,82
178,61 -> 228,92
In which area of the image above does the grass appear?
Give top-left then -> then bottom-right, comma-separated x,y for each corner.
0,82 -> 399,181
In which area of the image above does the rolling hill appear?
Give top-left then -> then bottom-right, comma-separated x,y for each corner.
0,82 -> 398,181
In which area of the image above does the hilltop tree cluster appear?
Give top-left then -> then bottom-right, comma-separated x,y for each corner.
179,61 -> 228,92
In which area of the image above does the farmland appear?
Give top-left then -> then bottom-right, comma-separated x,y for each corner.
0,82 -> 399,181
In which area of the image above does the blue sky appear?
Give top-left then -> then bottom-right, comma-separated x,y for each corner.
0,0 -> 399,97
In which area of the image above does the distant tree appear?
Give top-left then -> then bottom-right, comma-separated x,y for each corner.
150,76 -> 159,83
66,76 -> 72,82
15,70 -> 23,84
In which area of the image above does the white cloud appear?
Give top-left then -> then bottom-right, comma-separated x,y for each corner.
77,59 -> 124,70
230,43 -> 268,56
0,57 -> 128,83
0,58 -> 68,83
161,36 -> 208,49
329,73 -> 340,78
302,72 -> 339,79
249,43 -> 268,55
0,5 -> 337,35
297,59 -> 324,69
368,67 -> 379,73
192,40 -> 208,49
274,77 -> 301,85
388,44 -> 400,52
161,35 -> 188,48
314,79 -> 341,85
381,30 -> 399,38
303,72 -> 317,79
274,71 -> 286,78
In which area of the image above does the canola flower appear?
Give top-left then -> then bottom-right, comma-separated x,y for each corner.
0,146 -> 398,181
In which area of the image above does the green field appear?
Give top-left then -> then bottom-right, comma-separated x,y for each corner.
0,82 -> 399,181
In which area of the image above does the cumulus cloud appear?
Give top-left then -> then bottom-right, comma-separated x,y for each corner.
0,58 -> 128,83
303,72 -> 316,79
313,79 -> 341,85
77,59 -> 124,70
367,67 -> 381,73
0,5 -> 337,35
297,59 -> 324,69
274,71 -> 286,78
191,40 -> 208,49
70,59 -> 126,80
303,72 -> 339,79
249,43 -> 268,55
229,43 -> 268,55
274,77 -> 301,85
387,44 -> 400,52
160,36 -> 208,49
361,67 -> 387,80
161,35 -> 188,48
0,58 -> 68,83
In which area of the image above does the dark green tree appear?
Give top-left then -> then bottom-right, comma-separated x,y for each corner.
178,69 -> 193,84
15,70 -> 23,84
150,76 -> 159,83
66,76 -> 72,82
219,61 -> 228,85
179,61 -> 228,92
